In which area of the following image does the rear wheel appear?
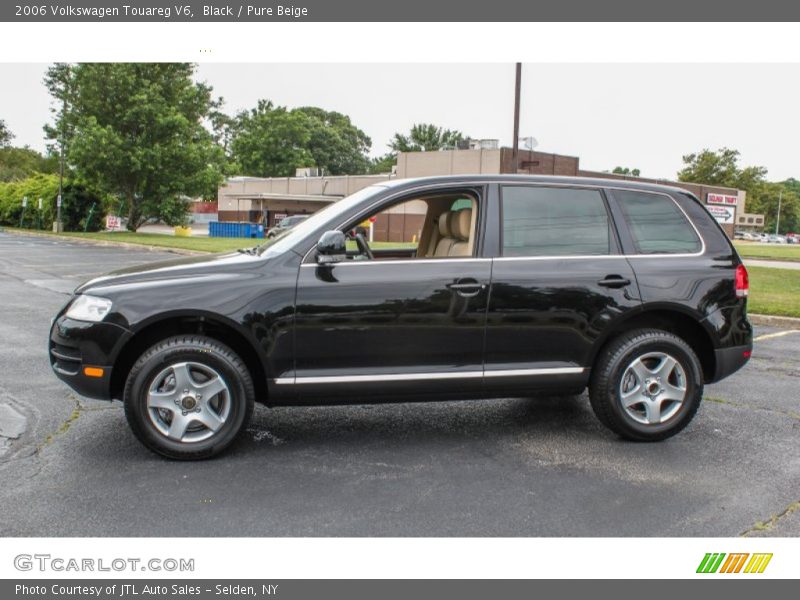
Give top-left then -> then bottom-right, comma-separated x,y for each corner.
589,329 -> 703,441
123,335 -> 254,460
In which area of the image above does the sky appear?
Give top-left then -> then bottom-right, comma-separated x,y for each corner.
0,62 -> 797,181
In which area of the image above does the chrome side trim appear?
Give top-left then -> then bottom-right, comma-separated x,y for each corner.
497,185 -> 706,259
300,251 -> 707,267
607,187 -> 706,258
483,367 -> 586,377
493,252 -> 701,261
274,366 -> 586,385
300,257 -> 491,268
297,178 -> 712,273
301,182 -> 487,264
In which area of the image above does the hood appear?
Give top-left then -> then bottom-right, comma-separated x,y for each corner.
75,250 -> 263,294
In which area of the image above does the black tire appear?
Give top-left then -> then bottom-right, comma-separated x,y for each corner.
589,328 -> 703,442
123,335 -> 254,460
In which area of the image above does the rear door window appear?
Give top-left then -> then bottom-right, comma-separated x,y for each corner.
500,186 -> 612,257
613,190 -> 701,254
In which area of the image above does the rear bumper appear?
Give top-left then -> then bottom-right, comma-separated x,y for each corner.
49,315 -> 130,400
712,344 -> 752,383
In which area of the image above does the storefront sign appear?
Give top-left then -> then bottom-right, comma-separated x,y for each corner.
707,193 -> 738,206
707,205 -> 735,224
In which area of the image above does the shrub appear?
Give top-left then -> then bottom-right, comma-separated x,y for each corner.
0,173 -> 106,231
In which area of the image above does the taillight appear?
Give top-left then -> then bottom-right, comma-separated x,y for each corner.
735,264 -> 749,298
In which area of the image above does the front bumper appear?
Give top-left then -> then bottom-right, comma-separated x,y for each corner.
49,316 -> 131,400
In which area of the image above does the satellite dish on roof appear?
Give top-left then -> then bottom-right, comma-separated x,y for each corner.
520,136 -> 538,150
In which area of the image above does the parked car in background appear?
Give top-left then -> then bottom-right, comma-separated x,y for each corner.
266,214 -> 309,238
767,234 -> 787,244
734,230 -> 746,240
49,175 -> 753,459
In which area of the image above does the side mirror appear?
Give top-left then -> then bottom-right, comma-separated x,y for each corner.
316,230 -> 347,264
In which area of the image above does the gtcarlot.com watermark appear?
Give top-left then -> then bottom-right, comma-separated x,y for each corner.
14,554 -> 195,573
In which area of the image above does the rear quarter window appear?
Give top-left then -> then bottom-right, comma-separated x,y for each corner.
614,190 -> 702,254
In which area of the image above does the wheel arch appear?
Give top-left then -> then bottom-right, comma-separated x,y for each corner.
592,306 -> 718,383
110,312 -> 268,403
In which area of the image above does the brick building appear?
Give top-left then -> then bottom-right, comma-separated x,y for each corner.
217,147 -> 758,239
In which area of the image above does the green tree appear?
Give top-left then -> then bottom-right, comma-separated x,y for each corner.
0,173 -> 105,231
778,178 -> 800,233
294,106 -> 371,175
44,63 -> 225,231
754,181 -> 800,234
0,120 -> 13,147
678,147 -> 767,191
612,166 -> 640,177
230,100 -> 314,177
782,178 -> 800,196
389,123 -> 467,153
368,153 -> 396,174
0,146 -> 59,182
677,147 -> 800,233
208,106 -> 239,174
228,102 -> 372,177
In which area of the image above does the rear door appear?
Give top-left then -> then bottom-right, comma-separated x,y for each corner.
484,183 -> 641,393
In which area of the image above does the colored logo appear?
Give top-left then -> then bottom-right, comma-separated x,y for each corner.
697,553 -> 772,574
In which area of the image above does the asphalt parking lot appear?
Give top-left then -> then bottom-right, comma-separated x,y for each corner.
0,230 -> 798,537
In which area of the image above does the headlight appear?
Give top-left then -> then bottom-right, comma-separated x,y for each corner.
65,294 -> 113,322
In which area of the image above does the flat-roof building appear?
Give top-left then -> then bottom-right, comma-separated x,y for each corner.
217,147 -> 759,239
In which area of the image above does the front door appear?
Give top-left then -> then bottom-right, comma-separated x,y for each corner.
288,189 -> 490,401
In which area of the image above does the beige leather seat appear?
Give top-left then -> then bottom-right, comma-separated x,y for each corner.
433,211 -> 457,257
449,209 -> 472,257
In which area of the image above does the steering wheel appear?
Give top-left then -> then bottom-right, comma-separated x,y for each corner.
355,232 -> 374,260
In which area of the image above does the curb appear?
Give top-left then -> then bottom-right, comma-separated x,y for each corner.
2,228 -> 207,256
749,313 -> 800,330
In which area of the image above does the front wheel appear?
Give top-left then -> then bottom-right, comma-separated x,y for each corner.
123,335 -> 254,460
589,329 -> 703,441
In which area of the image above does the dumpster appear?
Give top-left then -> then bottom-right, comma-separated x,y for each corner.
209,222 -> 265,238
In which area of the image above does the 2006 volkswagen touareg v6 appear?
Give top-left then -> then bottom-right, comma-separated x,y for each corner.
49,176 -> 753,459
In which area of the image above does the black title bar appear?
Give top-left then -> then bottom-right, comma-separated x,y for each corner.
4,0 -> 800,22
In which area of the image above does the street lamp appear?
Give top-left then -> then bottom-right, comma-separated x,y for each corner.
511,63 -> 521,172
775,190 -> 782,235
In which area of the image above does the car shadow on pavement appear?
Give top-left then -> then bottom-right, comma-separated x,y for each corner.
232,394 -> 604,455
59,394 -> 607,463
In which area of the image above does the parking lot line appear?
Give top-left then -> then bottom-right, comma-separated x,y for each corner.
753,330 -> 800,342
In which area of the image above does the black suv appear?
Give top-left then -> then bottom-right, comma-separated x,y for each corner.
49,176 -> 752,459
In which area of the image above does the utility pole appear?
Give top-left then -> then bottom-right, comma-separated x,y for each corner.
511,62 -> 521,173
55,94 -> 65,233
775,190 -> 782,235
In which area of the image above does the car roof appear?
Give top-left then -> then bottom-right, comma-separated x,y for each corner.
374,174 -> 697,197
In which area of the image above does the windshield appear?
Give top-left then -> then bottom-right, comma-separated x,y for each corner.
256,185 -> 387,257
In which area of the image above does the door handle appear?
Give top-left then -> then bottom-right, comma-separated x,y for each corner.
447,279 -> 486,298
597,275 -> 631,289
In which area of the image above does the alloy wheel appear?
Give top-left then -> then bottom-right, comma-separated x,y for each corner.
146,361 -> 231,443
618,351 -> 688,425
